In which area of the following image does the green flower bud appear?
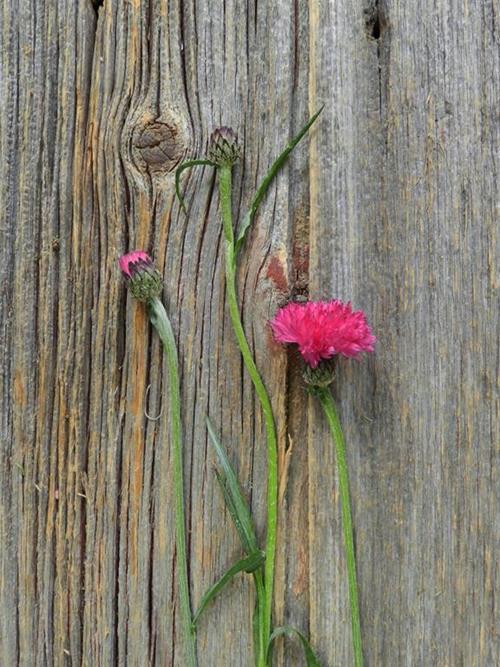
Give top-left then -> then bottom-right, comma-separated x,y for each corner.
208,126 -> 241,167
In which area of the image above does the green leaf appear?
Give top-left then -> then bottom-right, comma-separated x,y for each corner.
235,106 -> 324,255
214,469 -> 253,554
192,550 -> 265,628
207,417 -> 259,554
266,626 -> 322,667
175,159 -> 216,213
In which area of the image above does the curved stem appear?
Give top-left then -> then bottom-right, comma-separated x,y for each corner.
149,298 -> 198,667
217,166 -> 278,658
317,388 -> 363,667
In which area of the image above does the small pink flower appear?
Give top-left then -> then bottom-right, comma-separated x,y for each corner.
119,250 -> 152,278
118,250 -> 163,302
270,300 -> 376,368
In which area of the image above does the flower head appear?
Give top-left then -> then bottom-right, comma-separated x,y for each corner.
119,250 -> 163,302
208,126 -> 241,167
270,300 -> 375,369
119,250 -> 151,278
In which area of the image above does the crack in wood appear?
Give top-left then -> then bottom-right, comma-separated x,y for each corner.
91,0 -> 105,13
364,0 -> 383,41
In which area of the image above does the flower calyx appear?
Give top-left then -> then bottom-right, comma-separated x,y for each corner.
302,358 -> 336,392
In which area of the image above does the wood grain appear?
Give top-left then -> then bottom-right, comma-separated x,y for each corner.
0,0 -> 497,665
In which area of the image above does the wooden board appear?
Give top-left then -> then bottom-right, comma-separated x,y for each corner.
1,0 -> 497,665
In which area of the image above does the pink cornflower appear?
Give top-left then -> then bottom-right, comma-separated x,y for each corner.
119,250 -> 153,278
270,300 -> 375,368
118,250 -> 163,302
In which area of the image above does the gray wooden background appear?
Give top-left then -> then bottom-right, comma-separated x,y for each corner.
1,0 -> 498,665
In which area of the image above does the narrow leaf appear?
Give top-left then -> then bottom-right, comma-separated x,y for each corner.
235,106 -> 324,255
175,159 -> 215,213
214,469 -> 253,554
267,626 -> 322,667
192,550 -> 265,628
207,417 -> 259,554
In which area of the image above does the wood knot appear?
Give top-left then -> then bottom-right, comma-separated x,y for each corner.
132,120 -> 185,175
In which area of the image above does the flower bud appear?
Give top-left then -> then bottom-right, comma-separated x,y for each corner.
208,126 -> 241,167
119,251 -> 163,302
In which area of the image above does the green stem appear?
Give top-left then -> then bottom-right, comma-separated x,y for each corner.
317,388 -> 363,667
217,166 -> 278,662
254,570 -> 267,667
149,298 -> 197,667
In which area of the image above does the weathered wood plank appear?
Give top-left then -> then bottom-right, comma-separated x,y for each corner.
0,0 -> 97,664
0,1 -> 97,665
1,0 -> 497,666
308,1 -> 499,665
77,1 -> 302,664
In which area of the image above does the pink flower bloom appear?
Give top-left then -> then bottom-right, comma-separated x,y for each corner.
270,300 -> 376,368
119,250 -> 152,278
118,250 -> 163,302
